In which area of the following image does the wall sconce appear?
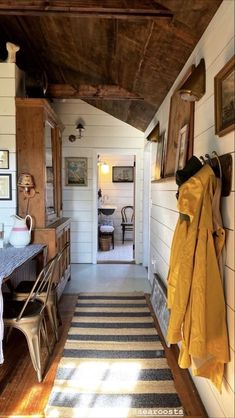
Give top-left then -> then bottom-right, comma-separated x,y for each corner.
97,155 -> 109,173
178,58 -> 206,102
68,122 -> 85,142
101,162 -> 109,174
18,173 -> 36,214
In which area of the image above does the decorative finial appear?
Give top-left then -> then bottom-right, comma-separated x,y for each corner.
6,42 -> 20,63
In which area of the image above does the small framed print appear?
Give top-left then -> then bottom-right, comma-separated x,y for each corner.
214,55 -> 235,137
0,174 -> 12,200
65,157 -> 88,186
0,150 -> 9,169
46,166 -> 54,183
155,131 -> 166,180
175,124 -> 189,172
112,166 -> 134,183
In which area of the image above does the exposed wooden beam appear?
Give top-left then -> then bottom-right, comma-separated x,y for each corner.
0,1 -> 173,19
47,84 -> 144,101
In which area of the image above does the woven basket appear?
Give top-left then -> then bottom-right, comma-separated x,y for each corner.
99,236 -> 112,251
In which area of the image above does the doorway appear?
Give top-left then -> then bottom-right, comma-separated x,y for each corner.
96,153 -> 135,263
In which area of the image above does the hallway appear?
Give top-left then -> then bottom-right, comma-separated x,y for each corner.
64,263 -> 151,294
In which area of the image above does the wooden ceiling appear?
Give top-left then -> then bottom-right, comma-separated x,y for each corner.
0,1 -> 222,131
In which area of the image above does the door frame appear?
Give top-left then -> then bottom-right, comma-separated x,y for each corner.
92,148 -> 142,264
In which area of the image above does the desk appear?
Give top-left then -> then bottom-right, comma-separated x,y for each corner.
0,244 -> 47,364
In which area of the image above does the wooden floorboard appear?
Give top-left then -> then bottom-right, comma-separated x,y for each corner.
0,294 -> 77,418
146,295 -> 208,418
0,294 -> 207,417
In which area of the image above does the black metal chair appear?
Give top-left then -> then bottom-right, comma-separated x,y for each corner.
121,205 -> 134,244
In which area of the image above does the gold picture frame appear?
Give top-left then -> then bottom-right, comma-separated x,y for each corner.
0,150 -> 9,169
155,132 -> 166,180
175,124 -> 189,172
215,55 -> 235,137
65,157 -> 88,186
164,66 -> 195,177
0,174 -> 12,200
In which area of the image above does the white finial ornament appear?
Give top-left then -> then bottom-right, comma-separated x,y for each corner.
6,42 -> 20,63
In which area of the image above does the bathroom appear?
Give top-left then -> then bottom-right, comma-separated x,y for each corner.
97,153 -> 135,263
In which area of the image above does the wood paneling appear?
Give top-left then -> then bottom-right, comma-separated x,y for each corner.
0,1 -> 173,18
0,1 -> 222,131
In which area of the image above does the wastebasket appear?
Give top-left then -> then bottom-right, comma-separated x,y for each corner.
99,235 -> 112,251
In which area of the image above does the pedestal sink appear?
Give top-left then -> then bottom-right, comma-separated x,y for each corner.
98,205 -> 117,215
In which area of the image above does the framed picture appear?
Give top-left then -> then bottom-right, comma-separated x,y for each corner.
65,157 -> 88,186
215,55 -> 235,137
0,174 -> 12,200
46,166 -> 54,183
112,166 -> 134,183
175,124 -> 189,172
155,131 -> 166,180
151,274 -> 170,347
0,150 -> 9,169
164,65 -> 195,177
147,122 -> 160,142
151,142 -> 158,181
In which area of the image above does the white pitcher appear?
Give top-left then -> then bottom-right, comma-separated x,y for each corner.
9,214 -> 32,248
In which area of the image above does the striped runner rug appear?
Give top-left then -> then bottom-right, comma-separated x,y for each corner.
45,292 -> 183,418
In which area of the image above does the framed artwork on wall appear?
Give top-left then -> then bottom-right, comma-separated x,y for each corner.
112,166 -> 134,183
147,122 -> 160,142
175,124 -> 189,172
164,65 -> 195,177
214,55 -> 235,137
46,166 -> 54,183
0,150 -> 9,169
65,157 -> 88,186
155,131 -> 166,180
0,174 -> 12,200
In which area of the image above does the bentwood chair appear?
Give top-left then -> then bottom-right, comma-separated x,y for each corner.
121,206 -> 134,244
3,256 -> 57,382
13,243 -> 69,343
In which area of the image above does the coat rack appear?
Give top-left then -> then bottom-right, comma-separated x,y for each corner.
200,151 -> 232,196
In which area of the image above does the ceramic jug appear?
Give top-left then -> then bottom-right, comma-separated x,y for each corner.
9,214 -> 32,248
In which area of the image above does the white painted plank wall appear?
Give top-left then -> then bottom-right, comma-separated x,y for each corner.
0,63 -> 20,239
53,99 -> 144,263
99,154 -> 134,243
145,1 -> 235,417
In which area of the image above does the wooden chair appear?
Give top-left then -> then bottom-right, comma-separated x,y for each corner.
121,205 -> 134,244
3,256 -> 57,382
13,243 -> 69,343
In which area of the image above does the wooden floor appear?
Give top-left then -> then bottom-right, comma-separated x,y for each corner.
0,294 -> 207,417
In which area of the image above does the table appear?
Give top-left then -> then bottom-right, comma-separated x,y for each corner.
0,244 -> 47,364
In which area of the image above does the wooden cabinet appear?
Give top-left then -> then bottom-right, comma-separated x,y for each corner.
16,98 -> 71,297
32,218 -> 71,299
16,98 -> 63,227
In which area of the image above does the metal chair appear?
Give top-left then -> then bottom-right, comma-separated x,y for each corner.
3,256 -> 57,382
121,205 -> 134,244
13,243 -> 69,343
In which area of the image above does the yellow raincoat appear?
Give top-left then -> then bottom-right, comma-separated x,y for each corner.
167,164 -> 229,391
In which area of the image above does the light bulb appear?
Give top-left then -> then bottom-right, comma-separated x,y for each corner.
101,162 -> 109,174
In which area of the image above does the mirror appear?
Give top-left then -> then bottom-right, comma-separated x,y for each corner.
45,121 -> 56,223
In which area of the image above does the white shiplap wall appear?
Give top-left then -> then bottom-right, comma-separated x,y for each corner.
99,154 -> 134,243
53,99 -> 144,264
0,64 -> 24,239
145,1 -> 234,417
